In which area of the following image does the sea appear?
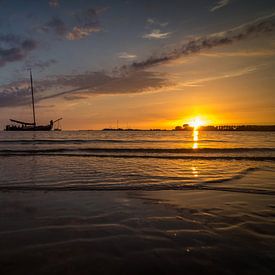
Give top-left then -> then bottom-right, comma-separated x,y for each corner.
0,130 -> 274,193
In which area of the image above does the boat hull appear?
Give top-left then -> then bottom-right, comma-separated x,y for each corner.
5,125 -> 53,131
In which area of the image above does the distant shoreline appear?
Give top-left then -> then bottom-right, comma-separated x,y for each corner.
102,125 -> 275,131
1,126 -> 275,132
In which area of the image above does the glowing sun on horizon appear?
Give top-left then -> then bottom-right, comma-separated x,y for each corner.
188,117 -> 205,129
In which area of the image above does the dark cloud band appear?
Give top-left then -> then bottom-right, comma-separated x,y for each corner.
125,13 -> 275,71
0,35 -> 37,67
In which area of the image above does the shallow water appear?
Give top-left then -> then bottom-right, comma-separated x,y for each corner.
0,130 -> 274,193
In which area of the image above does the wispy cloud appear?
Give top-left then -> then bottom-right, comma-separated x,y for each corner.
0,71 -> 167,107
0,80 -> 33,107
173,66 -> 260,88
146,18 -> 168,27
118,52 -> 137,59
127,13 -> 275,71
49,0 -> 59,8
0,34 -> 37,67
143,29 -> 171,40
210,0 -> 230,12
40,7 -> 107,40
42,16 -> 67,36
66,7 -> 106,40
200,49 -> 275,58
23,59 -> 57,72
66,26 -> 101,40
144,17 -> 170,40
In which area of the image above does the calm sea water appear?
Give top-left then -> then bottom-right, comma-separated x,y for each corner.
0,130 -> 274,193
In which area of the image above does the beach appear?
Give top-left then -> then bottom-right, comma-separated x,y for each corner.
1,188 -> 275,275
0,130 -> 274,274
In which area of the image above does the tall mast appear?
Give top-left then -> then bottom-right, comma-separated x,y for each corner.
29,68 -> 36,127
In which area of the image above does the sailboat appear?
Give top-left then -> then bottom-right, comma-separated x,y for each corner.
5,69 -> 57,131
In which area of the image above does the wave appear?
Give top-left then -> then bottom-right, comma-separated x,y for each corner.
0,148 -> 274,161
0,183 -> 274,195
0,147 -> 274,154
0,161 -> 274,195
0,139 -> 226,144
1,153 -> 274,161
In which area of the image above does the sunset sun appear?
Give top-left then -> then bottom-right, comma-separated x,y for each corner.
188,117 -> 205,129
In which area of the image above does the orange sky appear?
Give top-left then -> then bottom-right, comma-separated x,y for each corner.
35,38 -> 275,130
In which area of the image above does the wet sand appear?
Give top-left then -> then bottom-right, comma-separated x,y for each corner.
0,189 -> 275,275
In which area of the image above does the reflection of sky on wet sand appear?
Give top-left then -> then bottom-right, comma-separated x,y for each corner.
192,129 -> 199,149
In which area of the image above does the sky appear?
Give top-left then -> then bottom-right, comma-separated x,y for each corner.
0,0 -> 274,130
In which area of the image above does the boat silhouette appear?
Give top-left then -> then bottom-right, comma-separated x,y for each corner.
5,69 -> 61,131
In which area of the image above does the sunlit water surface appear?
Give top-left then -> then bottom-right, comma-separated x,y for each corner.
0,130 -> 274,193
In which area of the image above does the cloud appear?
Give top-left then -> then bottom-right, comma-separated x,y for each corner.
210,0 -> 230,12
66,26 -> 101,40
0,81 -> 32,107
1,13 -> 274,108
172,66 -> 260,88
128,13 -> 275,71
89,71 -> 167,95
0,71 -> 167,107
23,59 -> 57,72
200,49 -> 275,58
0,34 -> 37,67
0,64 -> 260,108
41,71 -> 167,100
0,34 -> 21,46
66,7 -> 105,40
49,0 -> 59,8
144,18 -> 170,40
146,18 -> 168,27
41,7 -> 107,40
143,29 -> 172,40
118,52 -> 137,59
42,16 -> 67,36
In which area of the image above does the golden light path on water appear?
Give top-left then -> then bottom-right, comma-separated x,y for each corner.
192,127 -> 199,177
188,116 -> 203,150
191,166 -> 198,177
192,129 -> 199,149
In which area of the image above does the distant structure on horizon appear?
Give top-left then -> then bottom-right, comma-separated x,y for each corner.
101,124 -> 275,131
102,128 -> 167,131
174,124 -> 275,131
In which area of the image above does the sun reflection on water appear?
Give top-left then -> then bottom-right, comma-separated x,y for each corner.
192,129 -> 199,149
191,166 -> 198,177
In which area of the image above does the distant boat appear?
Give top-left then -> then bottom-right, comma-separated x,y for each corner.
5,69 -> 61,131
